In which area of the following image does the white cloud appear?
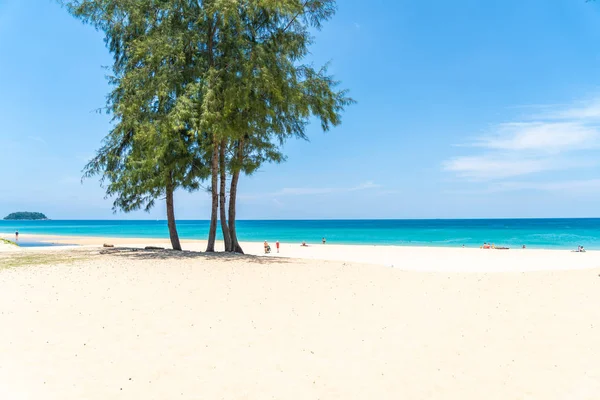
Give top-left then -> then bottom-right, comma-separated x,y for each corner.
240,181 -> 382,200
536,100 -> 600,121
277,181 -> 380,196
473,122 -> 599,153
485,179 -> 600,194
445,97 -> 600,181
444,156 -> 554,180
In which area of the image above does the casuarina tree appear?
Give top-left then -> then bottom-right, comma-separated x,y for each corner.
208,1 -> 354,253
66,0 -> 209,250
63,0 -> 353,253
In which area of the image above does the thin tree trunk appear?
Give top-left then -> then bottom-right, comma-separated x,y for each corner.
219,140 -> 232,251
205,17 -> 218,253
228,169 -> 244,254
206,139 -> 219,252
228,140 -> 244,254
166,175 -> 182,251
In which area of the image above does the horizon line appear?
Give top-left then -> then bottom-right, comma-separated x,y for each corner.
4,217 -> 600,221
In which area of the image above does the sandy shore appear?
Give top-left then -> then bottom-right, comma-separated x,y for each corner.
0,246 -> 599,399
1,234 -> 600,399
0,241 -> 19,252
3,232 -> 600,272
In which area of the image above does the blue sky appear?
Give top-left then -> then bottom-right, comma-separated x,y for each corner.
2,0 -> 600,219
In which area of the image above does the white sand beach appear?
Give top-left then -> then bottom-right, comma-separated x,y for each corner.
0,241 -> 19,253
1,236 -> 600,399
8,233 -> 600,272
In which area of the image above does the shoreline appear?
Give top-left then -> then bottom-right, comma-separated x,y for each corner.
2,233 -> 599,273
0,230 -> 588,250
2,218 -> 599,250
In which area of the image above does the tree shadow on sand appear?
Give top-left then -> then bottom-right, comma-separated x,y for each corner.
99,247 -> 291,265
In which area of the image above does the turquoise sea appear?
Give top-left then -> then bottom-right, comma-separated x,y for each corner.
1,219 -> 600,249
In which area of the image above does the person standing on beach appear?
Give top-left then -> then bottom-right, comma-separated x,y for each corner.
322,237 -> 326,244
276,240 -> 280,253
15,230 -> 19,241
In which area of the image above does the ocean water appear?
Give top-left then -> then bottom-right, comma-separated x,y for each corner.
1,219 -> 600,249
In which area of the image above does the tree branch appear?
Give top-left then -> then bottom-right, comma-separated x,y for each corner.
282,0 -> 310,33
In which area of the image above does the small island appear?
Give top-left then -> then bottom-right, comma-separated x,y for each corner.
3,212 -> 49,221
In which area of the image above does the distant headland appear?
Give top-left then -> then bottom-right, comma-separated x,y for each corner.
3,212 -> 49,221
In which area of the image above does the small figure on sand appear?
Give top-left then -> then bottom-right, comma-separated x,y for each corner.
264,241 -> 271,254
301,241 -> 308,247
322,237 -> 326,244
15,230 -> 19,241
276,240 -> 280,253
577,245 -> 586,253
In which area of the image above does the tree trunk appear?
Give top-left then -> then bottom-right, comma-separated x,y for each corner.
166,176 -> 182,251
219,141 -> 232,251
206,139 -> 219,252
228,140 -> 244,254
228,169 -> 244,254
205,17 -> 218,253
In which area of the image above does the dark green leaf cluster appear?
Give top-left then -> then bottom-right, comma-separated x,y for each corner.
62,0 -> 353,251
3,212 -> 49,220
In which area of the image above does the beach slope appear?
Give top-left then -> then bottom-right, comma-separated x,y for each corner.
1,249 -> 599,399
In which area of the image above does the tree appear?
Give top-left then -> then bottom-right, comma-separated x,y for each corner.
210,1 -> 354,253
3,212 -> 48,221
66,0 -> 210,250
63,0 -> 353,254
83,122 -> 205,251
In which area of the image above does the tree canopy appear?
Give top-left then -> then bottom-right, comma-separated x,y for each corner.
62,0 -> 352,252
3,212 -> 49,220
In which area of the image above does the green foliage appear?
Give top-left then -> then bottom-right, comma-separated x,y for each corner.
62,0 -> 353,250
69,0 -> 210,213
3,212 -> 48,220
1,239 -> 18,246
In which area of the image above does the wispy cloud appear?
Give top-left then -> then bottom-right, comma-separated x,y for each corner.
534,99 -> 600,121
492,179 -> 600,193
276,181 -> 381,196
444,97 -> 600,181
240,181 -> 382,200
445,156 -> 557,180
472,122 -> 599,153
444,155 -> 596,180
28,136 -> 47,145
